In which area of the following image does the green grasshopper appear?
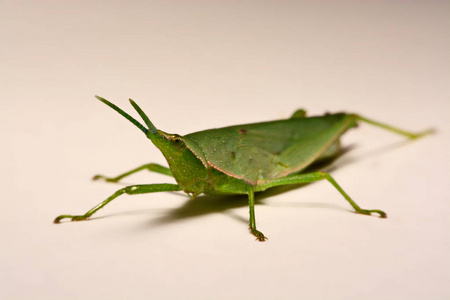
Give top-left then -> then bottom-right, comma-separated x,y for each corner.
54,96 -> 433,241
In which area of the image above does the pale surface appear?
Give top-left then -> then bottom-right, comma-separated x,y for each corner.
1,1 -> 449,299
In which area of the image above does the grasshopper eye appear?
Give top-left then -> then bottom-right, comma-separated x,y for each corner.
170,136 -> 186,150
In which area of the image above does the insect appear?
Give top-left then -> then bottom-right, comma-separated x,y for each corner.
54,96 -> 433,241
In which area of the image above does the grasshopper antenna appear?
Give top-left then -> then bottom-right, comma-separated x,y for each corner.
129,98 -> 158,135
95,95 -> 149,134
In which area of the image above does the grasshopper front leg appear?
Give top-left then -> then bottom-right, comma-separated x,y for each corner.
93,163 -> 172,183
54,183 -> 180,223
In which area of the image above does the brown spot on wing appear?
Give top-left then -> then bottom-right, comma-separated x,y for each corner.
230,151 -> 236,160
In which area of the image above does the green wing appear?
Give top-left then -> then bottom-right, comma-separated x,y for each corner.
185,113 -> 355,185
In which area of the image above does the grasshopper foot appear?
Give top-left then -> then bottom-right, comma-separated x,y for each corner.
408,128 -> 436,140
53,214 -> 89,224
250,228 -> 268,242
92,175 -> 118,183
356,209 -> 387,218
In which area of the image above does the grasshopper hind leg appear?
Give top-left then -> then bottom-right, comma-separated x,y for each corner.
257,171 -> 387,219
354,114 -> 435,140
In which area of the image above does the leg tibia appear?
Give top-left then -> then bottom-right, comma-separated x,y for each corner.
248,186 -> 267,241
54,183 -> 180,223
355,114 -> 435,140
258,172 -> 386,218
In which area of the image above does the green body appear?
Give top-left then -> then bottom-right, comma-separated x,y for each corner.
54,96 -> 433,241
171,113 -> 354,195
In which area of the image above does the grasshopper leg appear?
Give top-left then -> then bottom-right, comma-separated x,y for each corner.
54,183 -> 180,223
93,163 -> 172,183
355,115 -> 435,140
258,171 -> 387,218
248,186 -> 268,242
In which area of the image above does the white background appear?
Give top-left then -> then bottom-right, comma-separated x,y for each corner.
1,1 -> 449,299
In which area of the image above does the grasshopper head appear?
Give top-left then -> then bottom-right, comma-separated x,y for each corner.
95,96 -> 207,194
